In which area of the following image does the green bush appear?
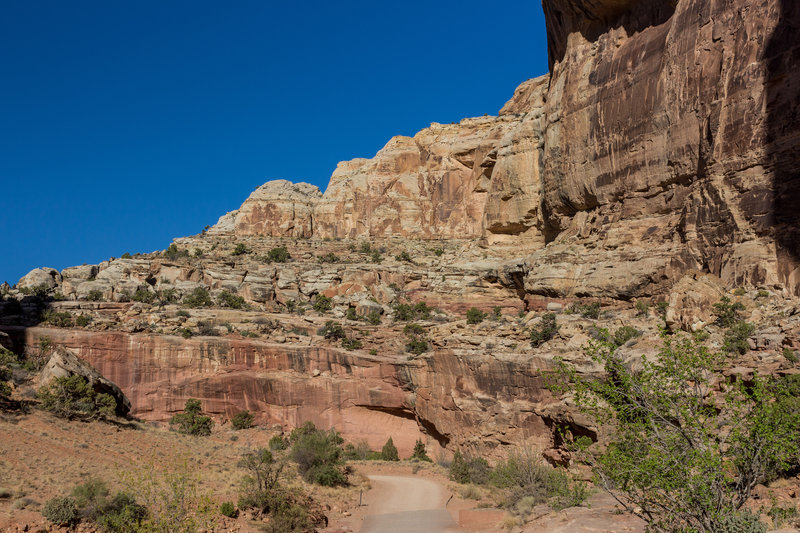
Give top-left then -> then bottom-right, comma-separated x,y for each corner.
269,434 -> 289,451
183,287 -> 212,308
75,314 -> 92,327
343,441 -> 382,461
449,451 -> 490,485
723,321 -> 755,354
94,492 -> 148,532
231,410 -> 254,430
395,251 -> 412,262
319,321 -> 345,340
466,307 -> 486,325
381,437 -> 399,461
635,299 -> 650,317
403,323 -> 425,336
345,307 -> 358,320
366,311 -> 381,325
406,337 -> 429,355
713,296 -> 746,328
552,334 -> 800,531
232,243 -> 250,256
43,310 -> 74,327
156,288 -> 179,305
163,243 -> 189,260
38,375 -> 117,420
290,426 -> 347,486
369,250 -> 383,263
176,327 -> 193,339
266,246 -> 291,263
131,288 -> 156,304
317,252 -> 340,263
530,313 -> 559,347
218,290 -> 247,309
783,348 -> 798,364
220,501 -> 238,518
570,301 -> 601,319
392,301 -> 432,321
715,511 -> 766,533
170,398 -> 214,436
410,439 -> 432,462
358,241 -> 372,254
612,325 -> 640,347
341,337 -> 362,351
313,294 -> 332,313
197,320 -> 219,336
43,496 -> 79,526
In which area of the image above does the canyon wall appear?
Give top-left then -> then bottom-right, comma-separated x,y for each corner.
210,0 -> 800,297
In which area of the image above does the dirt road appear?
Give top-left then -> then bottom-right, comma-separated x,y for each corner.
358,474 -> 461,533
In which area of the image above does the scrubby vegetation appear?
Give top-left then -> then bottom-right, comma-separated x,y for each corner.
169,398 -> 214,436
313,294 -> 332,312
381,437 -> 399,461
231,409 -> 254,430
265,246 -> 291,263
530,313 -> 558,347
466,307 -> 486,324
217,290 -> 248,309
392,301 -> 432,321
37,375 -> 117,420
182,287 -> 212,308
163,243 -> 190,261
550,334 -> 800,532
288,422 -> 348,487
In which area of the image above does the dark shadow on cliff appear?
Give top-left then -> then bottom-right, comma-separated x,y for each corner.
542,0 -> 676,69
766,0 -> 800,294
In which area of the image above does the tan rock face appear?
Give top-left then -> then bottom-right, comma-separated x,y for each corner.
229,180 -> 321,238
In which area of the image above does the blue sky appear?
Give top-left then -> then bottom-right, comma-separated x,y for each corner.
1,1 -> 548,284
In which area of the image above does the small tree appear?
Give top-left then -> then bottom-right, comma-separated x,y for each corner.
411,439 -> 432,462
530,313 -> 559,347
170,398 -> 214,436
381,437 -> 399,461
266,246 -> 291,263
313,294 -> 333,313
552,334 -> 800,532
183,287 -> 212,308
466,307 -> 486,325
38,375 -> 117,420
231,410 -> 255,430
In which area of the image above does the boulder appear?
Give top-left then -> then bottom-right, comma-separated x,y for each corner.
39,347 -> 131,416
18,268 -> 61,291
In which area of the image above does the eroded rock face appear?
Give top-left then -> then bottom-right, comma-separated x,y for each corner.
228,180 -> 321,238
537,0 -> 800,295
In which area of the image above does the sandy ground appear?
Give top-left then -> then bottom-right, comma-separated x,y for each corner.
358,474 -> 460,533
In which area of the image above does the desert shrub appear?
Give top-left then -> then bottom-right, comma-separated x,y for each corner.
183,287 -> 212,308
43,310 -> 73,327
723,321 -> 755,354
734,287 -> 747,296
217,290 -> 247,309
366,311 -> 381,325
231,410 -> 254,430
163,243 -> 189,260
490,448 -> 584,513
410,439 -> 432,462
75,314 -> 92,327
313,294 -> 332,313
269,434 -> 289,451
94,492 -> 148,532
0,382 -> 11,399
319,321 -> 345,340
72,478 -> 109,521
345,307 -> 358,320
403,323 -> 425,336
120,458 -> 214,533
289,421 -> 319,443
176,309 -> 190,318
38,375 -> 117,420
156,288 -> 178,305
715,511 -> 767,533
369,250 -> 383,263
635,299 -> 650,317
551,334 -> 800,532
713,296 -> 746,328
197,320 -> 219,336
381,437 -> 399,461
177,327 -> 193,339
131,288 -> 156,304
406,337 -> 429,355
612,325 -> 640,347
317,252 -> 340,263
392,301 -> 432,321
290,427 -> 347,486
466,307 -> 486,325
395,251 -> 412,262
19,283 -> 52,298
570,301 -> 601,319
220,501 -> 238,518
170,398 -> 214,436
530,313 -> 559,347
42,496 -> 79,526
232,243 -> 250,256
343,441 -> 382,461
493,306 -> 502,320
265,246 -> 291,263
341,337 -> 362,351
783,348 -> 798,364
757,289 -> 770,298
450,451 -> 491,485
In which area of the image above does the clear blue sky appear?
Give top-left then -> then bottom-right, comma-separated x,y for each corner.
1,1 -> 548,285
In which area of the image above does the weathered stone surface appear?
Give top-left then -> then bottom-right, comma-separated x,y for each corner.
17,268 -> 61,291
231,179 -> 321,238
666,272 -> 727,332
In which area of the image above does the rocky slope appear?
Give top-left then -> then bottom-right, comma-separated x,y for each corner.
4,0 -> 800,466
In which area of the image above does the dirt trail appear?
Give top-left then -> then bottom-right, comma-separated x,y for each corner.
358,474 -> 461,533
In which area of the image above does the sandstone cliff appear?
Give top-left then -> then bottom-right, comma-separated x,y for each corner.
209,0 -> 799,298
